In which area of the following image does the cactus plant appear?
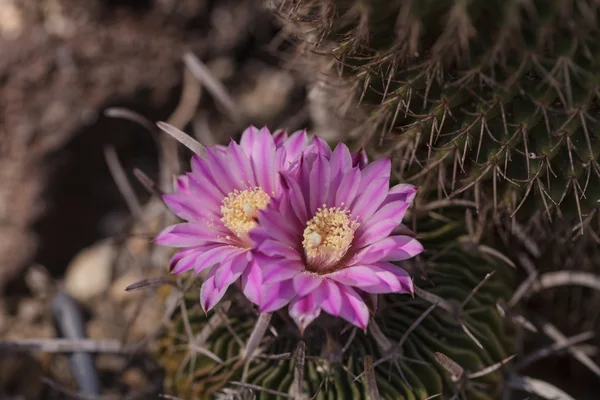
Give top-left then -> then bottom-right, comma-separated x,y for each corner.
157,207 -> 516,399
268,0 -> 600,229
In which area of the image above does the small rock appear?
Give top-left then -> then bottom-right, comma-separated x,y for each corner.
64,241 -> 117,302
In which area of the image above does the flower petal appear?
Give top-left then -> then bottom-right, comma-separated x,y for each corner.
358,158 -> 390,190
334,167 -> 361,207
200,266 -> 228,312
282,129 -> 309,165
193,245 -> 241,274
154,223 -> 217,247
272,129 -> 288,147
289,293 -> 322,333
249,126 -> 278,195
241,258 -> 262,306
293,273 -> 323,297
351,148 -> 368,169
169,247 -> 201,273
309,155 -> 331,214
259,239 -> 302,260
381,184 -> 418,207
354,202 -> 410,249
261,259 -> 304,284
351,177 -> 389,222
328,266 -> 382,287
338,286 -> 370,329
260,280 -> 296,312
320,280 -> 343,316
214,252 -> 250,291
359,262 -> 414,294
352,235 -> 423,264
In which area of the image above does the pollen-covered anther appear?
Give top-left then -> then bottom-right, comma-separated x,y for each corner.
221,187 -> 270,237
302,204 -> 359,272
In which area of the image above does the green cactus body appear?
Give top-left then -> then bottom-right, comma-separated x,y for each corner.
157,209 -> 515,399
271,0 -> 600,223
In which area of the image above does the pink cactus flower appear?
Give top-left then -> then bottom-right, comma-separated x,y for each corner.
250,138 -> 423,331
154,126 -> 311,312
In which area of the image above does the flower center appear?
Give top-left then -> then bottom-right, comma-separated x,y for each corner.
221,187 -> 270,237
302,204 -> 359,273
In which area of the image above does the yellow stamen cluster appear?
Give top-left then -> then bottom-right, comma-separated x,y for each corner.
302,204 -> 359,272
221,187 -> 270,237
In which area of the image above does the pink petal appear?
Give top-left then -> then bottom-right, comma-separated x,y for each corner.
214,253 -> 250,291
282,129 -> 309,165
351,148 -> 368,169
249,126 -> 277,195
354,202 -> 410,249
320,280 -> 343,316
241,258 -> 262,306
200,266 -> 229,312
360,262 -> 414,294
260,280 -> 296,312
258,239 -> 302,260
334,168 -> 361,207
154,223 -> 217,247
163,192 -> 219,223
280,172 -> 308,224
239,125 -> 260,152
193,245 -> 241,274
289,293 -> 322,333
205,147 -> 239,196
340,263 -> 411,294
256,208 -> 299,247
338,286 -> 370,329
358,158 -> 390,191
293,273 -> 323,297
174,175 -> 189,192
169,247 -> 201,273
227,140 -> 256,187
381,184 -> 418,207
309,136 -> 332,158
273,129 -> 288,147
329,142 -> 353,184
309,155 -> 331,214
351,177 -> 389,222
328,265 -> 383,287
185,172 -> 225,210
352,235 -> 423,264
261,260 -> 304,284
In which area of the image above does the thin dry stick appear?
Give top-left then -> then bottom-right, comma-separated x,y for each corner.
133,168 -> 165,199
467,354 -> 516,379
104,146 -> 144,221
158,66 -> 202,192
0,339 -> 125,353
230,382 -> 292,398
125,277 -> 178,292
242,313 -> 273,361
534,271 -> 600,293
363,356 -> 381,400
103,107 -> 156,132
292,341 -> 306,400
513,331 -> 594,371
541,321 -> 600,378
183,51 -> 246,126
507,375 -> 575,400
156,121 -> 205,156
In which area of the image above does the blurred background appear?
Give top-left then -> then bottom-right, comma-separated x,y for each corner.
2,0 -> 600,399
